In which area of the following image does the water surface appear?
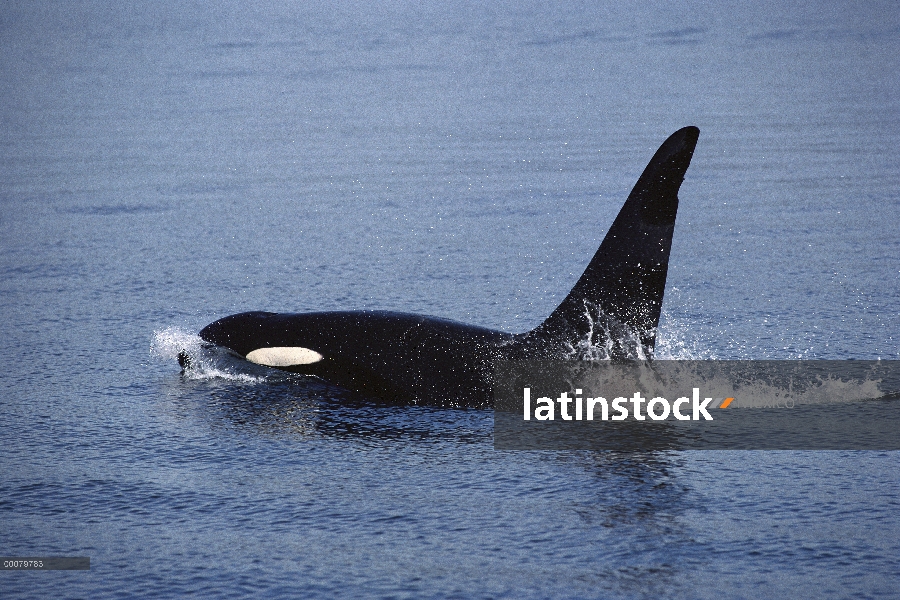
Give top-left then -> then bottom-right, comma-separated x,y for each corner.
2,1 -> 899,597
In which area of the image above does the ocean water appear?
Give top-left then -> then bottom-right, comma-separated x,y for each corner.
2,1 -> 899,597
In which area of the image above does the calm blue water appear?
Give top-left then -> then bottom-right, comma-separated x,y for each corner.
2,1 -> 899,597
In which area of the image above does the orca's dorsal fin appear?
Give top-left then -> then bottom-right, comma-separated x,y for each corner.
523,126 -> 699,359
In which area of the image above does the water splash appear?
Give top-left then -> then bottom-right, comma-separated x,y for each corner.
150,326 -> 268,383
655,308 -> 714,360
580,361 -> 888,409
562,302 -> 650,361
720,373 -> 884,408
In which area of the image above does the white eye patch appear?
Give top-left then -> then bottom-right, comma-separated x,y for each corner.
245,347 -> 324,367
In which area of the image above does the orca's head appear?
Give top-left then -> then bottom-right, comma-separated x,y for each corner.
198,311 -> 325,368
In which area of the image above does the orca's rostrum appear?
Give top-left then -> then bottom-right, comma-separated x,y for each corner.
190,127 -> 700,407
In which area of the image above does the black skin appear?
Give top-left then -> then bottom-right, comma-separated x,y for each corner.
193,127 -> 700,407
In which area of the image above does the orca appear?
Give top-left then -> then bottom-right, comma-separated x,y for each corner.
188,127 -> 700,407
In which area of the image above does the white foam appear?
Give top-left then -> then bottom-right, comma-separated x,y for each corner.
150,326 -> 202,361
655,309 -> 712,360
581,362 -> 885,409
563,301 -> 650,360
150,326 -> 267,383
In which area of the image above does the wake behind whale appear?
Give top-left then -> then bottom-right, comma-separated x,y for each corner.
181,127 -> 700,407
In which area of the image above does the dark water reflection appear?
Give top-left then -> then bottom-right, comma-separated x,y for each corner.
166,373 -> 493,444
157,369 -> 707,593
